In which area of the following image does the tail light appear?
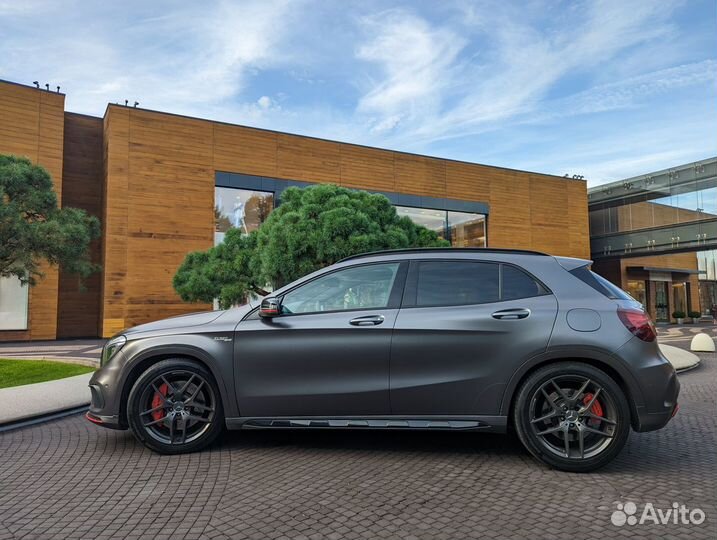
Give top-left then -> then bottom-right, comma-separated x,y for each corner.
617,307 -> 657,342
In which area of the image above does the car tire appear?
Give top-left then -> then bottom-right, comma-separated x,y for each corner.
127,358 -> 224,454
513,362 -> 630,472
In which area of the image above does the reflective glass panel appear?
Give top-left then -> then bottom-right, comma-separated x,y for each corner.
0,276 -> 29,330
215,187 -> 274,244
447,211 -> 486,247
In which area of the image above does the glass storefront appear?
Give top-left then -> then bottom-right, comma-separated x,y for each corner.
447,211 -> 487,247
697,249 -> 717,315
214,187 -> 274,245
626,280 -> 647,308
590,182 -> 717,236
654,281 -> 669,322
0,276 -> 29,330
395,206 -> 487,247
214,186 -> 488,249
672,282 -> 688,315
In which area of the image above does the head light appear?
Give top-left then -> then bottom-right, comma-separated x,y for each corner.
101,335 -> 127,366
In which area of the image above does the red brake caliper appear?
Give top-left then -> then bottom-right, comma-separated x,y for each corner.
151,383 -> 168,422
583,392 -> 604,426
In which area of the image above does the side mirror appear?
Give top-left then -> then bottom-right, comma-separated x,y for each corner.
259,297 -> 281,318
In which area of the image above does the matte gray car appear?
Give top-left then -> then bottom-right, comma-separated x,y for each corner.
87,248 -> 679,471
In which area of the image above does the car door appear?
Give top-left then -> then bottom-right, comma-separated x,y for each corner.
390,259 -> 558,416
233,261 -> 407,417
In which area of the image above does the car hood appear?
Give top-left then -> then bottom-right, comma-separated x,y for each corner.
123,310 -> 226,336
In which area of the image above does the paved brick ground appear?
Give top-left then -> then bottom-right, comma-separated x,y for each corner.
0,349 -> 714,539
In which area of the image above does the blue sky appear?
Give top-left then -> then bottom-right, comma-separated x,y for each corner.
1,0 -> 715,186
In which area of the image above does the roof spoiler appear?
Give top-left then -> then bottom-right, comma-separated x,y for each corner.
554,256 -> 592,271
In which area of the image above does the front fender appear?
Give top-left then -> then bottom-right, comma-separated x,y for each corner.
116,333 -> 237,419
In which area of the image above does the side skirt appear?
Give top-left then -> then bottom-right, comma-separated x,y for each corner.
225,415 -> 508,433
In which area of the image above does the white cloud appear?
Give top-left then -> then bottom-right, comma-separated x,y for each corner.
0,0 -> 299,117
0,0 -> 713,184
257,96 -> 273,109
399,0 -> 687,143
370,114 -> 402,133
356,9 -> 466,134
530,59 -> 717,121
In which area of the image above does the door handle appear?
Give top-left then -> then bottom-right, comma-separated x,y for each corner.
349,315 -> 385,326
492,308 -> 531,320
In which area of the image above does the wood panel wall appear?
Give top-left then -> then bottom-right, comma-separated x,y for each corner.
56,113 -> 103,338
0,81 -> 64,341
101,106 -> 590,335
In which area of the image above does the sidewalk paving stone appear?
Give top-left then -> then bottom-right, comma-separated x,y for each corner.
0,339 -> 714,538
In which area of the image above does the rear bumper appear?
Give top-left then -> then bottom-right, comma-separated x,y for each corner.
631,354 -> 681,432
613,336 -> 681,433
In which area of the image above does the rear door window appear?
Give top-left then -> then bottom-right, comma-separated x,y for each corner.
415,261 -> 500,307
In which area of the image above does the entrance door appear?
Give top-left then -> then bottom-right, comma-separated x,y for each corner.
654,281 -> 669,322
672,282 -> 688,316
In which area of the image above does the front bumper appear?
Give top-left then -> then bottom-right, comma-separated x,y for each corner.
85,411 -> 124,430
87,364 -> 127,430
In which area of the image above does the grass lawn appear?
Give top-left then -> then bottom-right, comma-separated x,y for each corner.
0,358 -> 95,389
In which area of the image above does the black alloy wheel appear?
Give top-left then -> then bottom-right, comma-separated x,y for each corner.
513,362 -> 630,472
127,359 -> 224,454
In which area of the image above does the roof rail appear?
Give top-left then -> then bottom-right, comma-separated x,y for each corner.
338,247 -> 550,263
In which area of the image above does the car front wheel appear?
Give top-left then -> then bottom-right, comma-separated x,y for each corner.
513,362 -> 631,472
127,358 -> 224,454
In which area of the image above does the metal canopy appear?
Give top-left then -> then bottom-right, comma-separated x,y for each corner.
587,156 -> 717,208
627,266 -> 705,275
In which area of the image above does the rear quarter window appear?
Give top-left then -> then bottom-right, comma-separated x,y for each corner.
569,266 -> 632,300
502,265 -> 547,300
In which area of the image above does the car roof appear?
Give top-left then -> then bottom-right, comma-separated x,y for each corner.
338,247 -> 551,263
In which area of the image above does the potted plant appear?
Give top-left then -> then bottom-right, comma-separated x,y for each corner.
672,311 -> 686,324
688,311 -> 702,324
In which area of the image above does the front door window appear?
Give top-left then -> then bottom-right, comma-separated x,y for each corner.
281,263 -> 400,315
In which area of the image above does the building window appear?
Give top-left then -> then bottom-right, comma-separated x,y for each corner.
214,187 -> 487,248
626,280 -> 647,308
214,187 -> 274,245
590,183 -> 717,235
697,249 -> 717,315
0,276 -> 29,330
447,211 -> 486,247
395,206 -> 486,247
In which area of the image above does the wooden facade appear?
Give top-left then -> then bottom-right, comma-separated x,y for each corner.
0,80 -> 591,340
0,81 -> 65,340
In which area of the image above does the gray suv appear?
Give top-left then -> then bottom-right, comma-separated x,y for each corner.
87,248 -> 679,472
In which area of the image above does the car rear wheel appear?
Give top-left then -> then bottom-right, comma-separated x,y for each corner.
127,359 -> 224,454
513,362 -> 630,472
